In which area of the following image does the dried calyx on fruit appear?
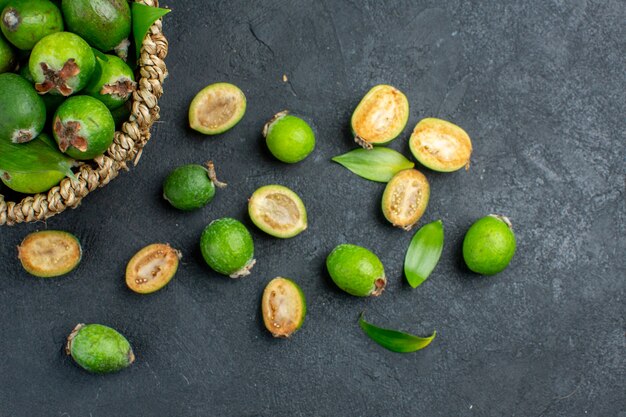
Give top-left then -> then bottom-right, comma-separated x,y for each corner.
351,84 -> 409,149
382,169 -> 430,231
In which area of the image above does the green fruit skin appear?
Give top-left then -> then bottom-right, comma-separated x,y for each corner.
266,114 -> 315,163
68,324 -> 134,374
0,34 -> 15,73
53,95 -> 115,160
17,65 -> 65,116
463,216 -> 516,276
62,0 -> 131,52
163,164 -> 215,211
0,0 -> 63,51
200,218 -> 254,276
326,244 -> 385,297
84,54 -> 134,109
0,73 -> 45,143
29,32 -> 96,96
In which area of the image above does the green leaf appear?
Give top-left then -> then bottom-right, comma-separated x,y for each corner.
332,147 -> 414,182
0,134 -> 75,178
359,313 -> 436,353
404,219 -> 444,288
91,48 -> 109,63
131,3 -> 171,61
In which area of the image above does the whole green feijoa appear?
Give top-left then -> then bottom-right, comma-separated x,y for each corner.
65,323 -> 134,374
463,215 -> 516,276
61,0 -> 131,53
0,0 -> 63,51
84,54 -> 135,109
200,217 -> 255,278
263,111 -> 315,163
0,73 -> 45,143
326,244 -> 386,297
163,161 -> 226,211
0,34 -> 15,73
29,32 -> 96,96
52,95 -> 114,160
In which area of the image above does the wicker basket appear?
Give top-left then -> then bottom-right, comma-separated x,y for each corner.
0,0 -> 168,226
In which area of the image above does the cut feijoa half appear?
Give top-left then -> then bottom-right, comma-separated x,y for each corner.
125,243 -> 181,294
189,82 -> 246,135
382,169 -> 430,231
262,277 -> 306,338
248,184 -> 307,238
17,230 -> 82,278
351,84 -> 409,149
409,118 -> 473,172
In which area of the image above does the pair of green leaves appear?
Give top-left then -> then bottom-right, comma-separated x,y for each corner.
0,135 -> 74,179
131,3 -> 171,61
359,314 -> 436,353
332,147 -> 414,182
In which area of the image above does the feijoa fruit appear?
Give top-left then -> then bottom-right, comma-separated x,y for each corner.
189,82 -> 246,135
200,217 -> 255,278
163,161 -> 226,211
0,34 -> 16,73
0,0 -> 63,51
409,118 -> 473,172
66,323 -> 134,374
382,169 -> 430,230
326,244 -> 386,297
463,215 -> 516,275
17,230 -> 82,277
262,277 -> 306,338
248,184 -> 307,238
263,111 -> 315,163
84,54 -> 135,109
351,84 -> 409,149
126,243 -> 180,294
0,72 -> 45,143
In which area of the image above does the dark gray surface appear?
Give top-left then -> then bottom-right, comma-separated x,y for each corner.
1,0 -> 624,416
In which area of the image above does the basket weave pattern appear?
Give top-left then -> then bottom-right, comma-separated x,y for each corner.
0,0 -> 168,226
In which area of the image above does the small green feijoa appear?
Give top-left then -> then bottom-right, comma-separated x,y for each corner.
262,277 -> 306,338
0,34 -> 16,73
263,111 -> 315,163
463,215 -> 516,275
248,184 -> 307,238
52,95 -> 115,160
359,313 -> 436,353
326,244 -> 386,297
66,323 -> 135,374
189,82 -> 246,135
29,31 -> 96,96
404,220 -> 444,288
62,0 -> 131,53
351,84 -> 409,149
84,54 -> 136,109
0,0 -> 63,51
200,217 -> 256,278
332,147 -> 414,183
0,73 -> 46,143
18,230 -> 82,277
163,161 -> 226,211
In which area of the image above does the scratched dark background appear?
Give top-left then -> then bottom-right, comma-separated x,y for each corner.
1,1 -> 624,416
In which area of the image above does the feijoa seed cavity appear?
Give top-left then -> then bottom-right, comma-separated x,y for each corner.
351,84 -> 409,149
18,230 -> 82,278
189,82 -> 246,135
126,243 -> 181,294
248,185 -> 307,238
262,277 -> 306,338
382,169 -> 430,230
409,118 -> 473,172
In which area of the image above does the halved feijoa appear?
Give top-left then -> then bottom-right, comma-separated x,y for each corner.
189,82 -> 246,135
262,277 -> 306,338
66,323 -> 134,374
248,184 -> 307,238
382,169 -> 430,231
125,243 -> 181,294
17,230 -> 82,278
326,243 -> 386,297
409,118 -> 472,172
351,84 -> 409,149
200,217 -> 255,278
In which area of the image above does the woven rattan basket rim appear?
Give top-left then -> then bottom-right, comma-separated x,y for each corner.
0,0 -> 168,226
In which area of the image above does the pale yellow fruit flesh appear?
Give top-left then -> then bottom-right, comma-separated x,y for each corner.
382,169 -> 430,230
262,277 -> 305,337
18,231 -> 82,278
410,118 -> 472,172
352,85 -> 409,144
125,243 -> 180,294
